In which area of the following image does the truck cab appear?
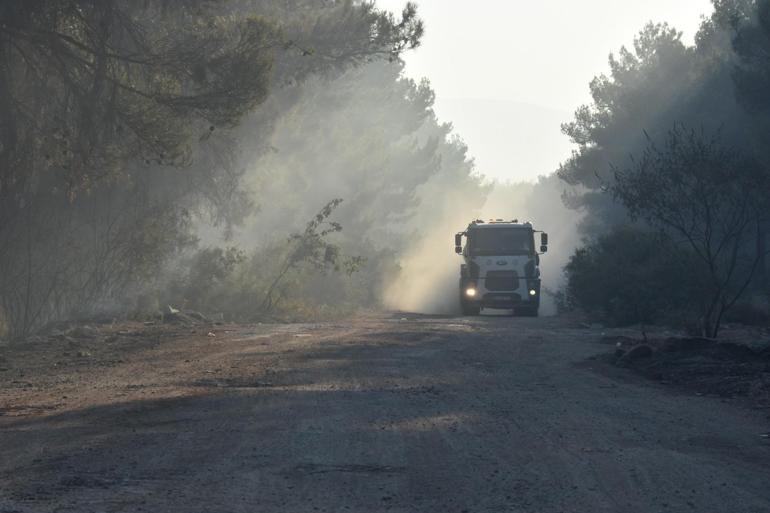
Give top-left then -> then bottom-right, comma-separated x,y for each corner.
455,219 -> 548,316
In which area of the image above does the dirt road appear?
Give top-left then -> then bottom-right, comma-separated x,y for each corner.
1,314 -> 769,513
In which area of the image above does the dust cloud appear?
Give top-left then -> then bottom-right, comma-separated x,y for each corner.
191,60 -> 582,320
382,212 -> 473,315
384,177 -> 582,316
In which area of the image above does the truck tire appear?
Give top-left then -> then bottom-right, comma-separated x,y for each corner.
459,271 -> 480,316
461,302 -> 481,316
516,306 -> 538,317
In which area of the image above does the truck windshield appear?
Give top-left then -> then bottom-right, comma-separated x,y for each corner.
469,228 -> 533,256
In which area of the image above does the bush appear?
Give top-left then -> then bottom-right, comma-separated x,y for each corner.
160,200 -> 371,321
564,226 -> 706,327
166,246 -> 246,314
722,295 -> 770,326
0,307 -> 9,342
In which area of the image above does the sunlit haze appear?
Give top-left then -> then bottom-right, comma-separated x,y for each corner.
4,3 -> 770,509
377,0 -> 715,182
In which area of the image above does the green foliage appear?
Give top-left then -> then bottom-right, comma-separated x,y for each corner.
164,200 -> 367,320
732,0 -> 770,174
0,307 -> 8,341
0,1 -> 279,337
557,1 -> 770,334
611,127 -> 769,337
558,14 -> 754,234
261,199 -> 364,311
559,23 -> 694,189
0,2 -> 277,193
564,226 -> 704,328
157,54 -> 487,320
0,1 -> 426,337
224,59 -> 487,314
287,199 -> 345,272
169,246 -> 246,313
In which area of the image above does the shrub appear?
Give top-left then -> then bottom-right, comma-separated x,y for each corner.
564,226 -> 706,328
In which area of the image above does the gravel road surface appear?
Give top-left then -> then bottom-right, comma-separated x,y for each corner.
1,314 -> 769,512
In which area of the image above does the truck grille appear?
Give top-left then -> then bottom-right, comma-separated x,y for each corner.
484,271 -> 519,291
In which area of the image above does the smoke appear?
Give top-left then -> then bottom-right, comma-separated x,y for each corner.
190,60 -> 583,319
384,176 -> 582,316
382,209 -> 479,315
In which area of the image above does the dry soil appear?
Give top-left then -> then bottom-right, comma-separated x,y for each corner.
1,313 -> 769,513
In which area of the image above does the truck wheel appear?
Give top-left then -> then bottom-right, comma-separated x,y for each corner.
516,307 -> 539,317
461,302 -> 481,316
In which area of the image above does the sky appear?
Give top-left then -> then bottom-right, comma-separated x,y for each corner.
376,0 -> 715,182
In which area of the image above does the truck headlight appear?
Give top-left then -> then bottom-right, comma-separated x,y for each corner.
529,289 -> 537,296
465,288 -> 477,298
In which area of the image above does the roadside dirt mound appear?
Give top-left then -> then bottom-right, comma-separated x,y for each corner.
600,335 -> 770,403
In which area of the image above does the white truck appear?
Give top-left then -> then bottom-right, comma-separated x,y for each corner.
455,219 -> 548,316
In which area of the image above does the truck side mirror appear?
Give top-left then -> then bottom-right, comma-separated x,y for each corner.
454,233 -> 463,254
540,232 -> 548,253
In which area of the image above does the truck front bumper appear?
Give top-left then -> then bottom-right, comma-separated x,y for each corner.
460,279 -> 540,309
462,279 -> 541,309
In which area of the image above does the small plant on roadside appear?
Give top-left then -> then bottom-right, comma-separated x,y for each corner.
261,199 -> 365,311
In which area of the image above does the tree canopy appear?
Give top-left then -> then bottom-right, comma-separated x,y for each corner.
0,0 -> 425,337
558,0 -> 770,333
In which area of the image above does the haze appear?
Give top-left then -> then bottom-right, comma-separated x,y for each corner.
378,0 -> 715,182
3,3 -> 770,511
